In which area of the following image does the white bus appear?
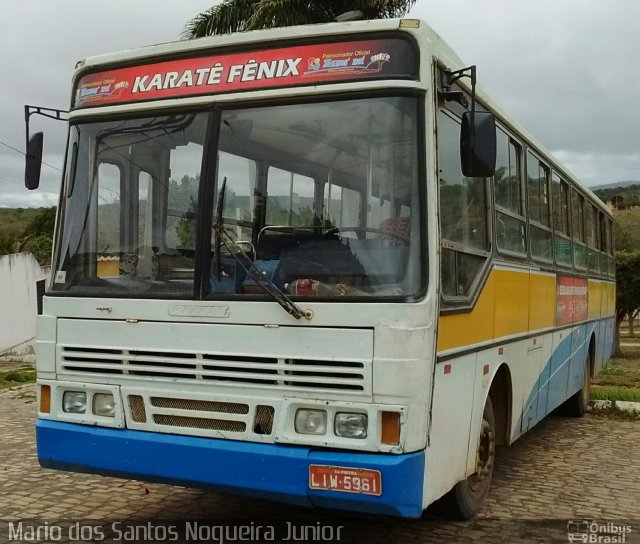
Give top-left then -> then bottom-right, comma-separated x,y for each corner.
29,18 -> 615,519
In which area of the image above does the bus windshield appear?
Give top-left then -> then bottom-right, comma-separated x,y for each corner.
52,95 -> 423,300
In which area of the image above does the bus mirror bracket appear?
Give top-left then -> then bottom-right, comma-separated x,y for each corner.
24,105 -> 68,190
444,66 -> 497,177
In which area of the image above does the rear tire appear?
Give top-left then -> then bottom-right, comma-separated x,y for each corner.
563,351 -> 591,417
439,397 -> 496,520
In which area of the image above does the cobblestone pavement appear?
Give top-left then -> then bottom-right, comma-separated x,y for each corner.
1,386 -> 639,543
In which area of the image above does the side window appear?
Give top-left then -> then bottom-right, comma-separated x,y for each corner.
552,173 -> 571,266
438,109 -> 489,299
585,204 -> 600,272
552,172 -> 569,235
218,151 -> 257,242
438,111 -> 488,250
323,183 -> 362,228
571,188 -> 587,269
598,212 -> 607,275
96,162 -> 122,277
494,127 -> 525,254
165,142 -> 203,251
138,171 -> 153,252
527,152 -> 552,261
607,217 -> 615,277
266,167 -> 316,226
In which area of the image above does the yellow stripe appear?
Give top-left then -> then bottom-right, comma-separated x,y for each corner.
438,268 -> 615,353
528,273 -> 556,331
493,268 -> 531,338
437,272 -> 495,352
588,280 -> 603,320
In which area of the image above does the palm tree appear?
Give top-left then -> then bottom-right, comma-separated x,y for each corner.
183,0 -> 417,39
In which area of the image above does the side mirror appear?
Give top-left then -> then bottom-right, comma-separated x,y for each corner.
460,111 -> 496,177
25,132 -> 43,190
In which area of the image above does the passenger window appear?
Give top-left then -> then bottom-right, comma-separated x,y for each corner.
438,111 -> 488,250
495,128 -> 522,214
266,167 -> 315,226
438,109 -> 489,300
527,152 -> 552,261
552,172 -> 570,235
96,163 -> 122,277
586,204 -> 600,272
552,173 -> 572,266
323,183 -> 361,228
216,151 -> 257,242
165,143 -> 202,251
494,127 -> 525,255
571,189 -> 587,269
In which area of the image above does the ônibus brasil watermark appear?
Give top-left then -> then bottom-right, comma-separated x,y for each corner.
567,520 -> 633,543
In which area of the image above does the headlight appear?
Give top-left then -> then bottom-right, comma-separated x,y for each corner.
294,409 -> 327,435
62,391 -> 87,414
335,412 -> 368,439
93,393 -> 116,417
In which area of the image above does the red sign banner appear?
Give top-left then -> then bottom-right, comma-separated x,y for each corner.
73,38 -> 416,108
556,275 -> 588,326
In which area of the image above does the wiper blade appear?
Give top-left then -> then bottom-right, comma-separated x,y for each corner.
213,180 -> 312,321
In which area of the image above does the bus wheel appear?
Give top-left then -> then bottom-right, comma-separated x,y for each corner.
441,397 -> 496,520
562,353 -> 590,417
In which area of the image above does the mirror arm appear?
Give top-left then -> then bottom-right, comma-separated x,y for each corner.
445,65 -> 477,114
24,105 -> 68,155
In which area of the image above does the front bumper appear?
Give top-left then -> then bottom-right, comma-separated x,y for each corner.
36,419 -> 425,517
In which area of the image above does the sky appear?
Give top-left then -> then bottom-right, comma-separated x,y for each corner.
1,0 -> 639,208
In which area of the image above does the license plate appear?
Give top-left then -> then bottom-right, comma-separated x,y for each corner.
309,465 -> 382,496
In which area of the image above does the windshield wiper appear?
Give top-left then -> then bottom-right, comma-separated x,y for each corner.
213,179 -> 313,321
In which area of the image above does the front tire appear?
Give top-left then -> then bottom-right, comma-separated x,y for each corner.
439,397 -> 496,520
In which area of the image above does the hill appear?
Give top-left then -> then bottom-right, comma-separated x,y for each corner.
593,184 -> 640,208
590,180 -> 640,191
0,208 -> 45,237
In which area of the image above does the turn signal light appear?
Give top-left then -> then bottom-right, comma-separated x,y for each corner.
381,411 -> 401,445
39,385 -> 51,414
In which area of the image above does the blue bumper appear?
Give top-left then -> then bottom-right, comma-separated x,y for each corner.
35,419 -> 425,518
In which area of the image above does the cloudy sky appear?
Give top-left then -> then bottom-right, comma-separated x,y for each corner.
1,0 -> 639,208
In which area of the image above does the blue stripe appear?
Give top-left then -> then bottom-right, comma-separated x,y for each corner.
519,318 -> 614,432
36,419 -> 425,518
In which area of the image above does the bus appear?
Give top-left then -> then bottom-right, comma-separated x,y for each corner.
28,18 -> 615,519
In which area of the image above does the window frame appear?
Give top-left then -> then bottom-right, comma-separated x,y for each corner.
494,125 -> 526,258
437,105 -> 492,306
526,151 -> 553,263
570,188 -> 588,271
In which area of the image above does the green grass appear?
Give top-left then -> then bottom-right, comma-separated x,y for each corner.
590,386 -> 640,403
0,368 -> 37,390
593,358 -> 640,388
590,333 -> 640,407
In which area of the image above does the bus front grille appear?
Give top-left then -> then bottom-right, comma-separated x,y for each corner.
125,394 -> 274,438
152,415 -> 246,432
60,346 -> 368,393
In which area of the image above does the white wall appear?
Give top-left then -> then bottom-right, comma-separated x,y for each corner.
0,253 -> 49,355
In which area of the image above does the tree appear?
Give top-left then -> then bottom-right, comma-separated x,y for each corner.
614,209 -> 640,252
183,0 -> 417,38
615,250 -> 640,354
0,207 -> 56,265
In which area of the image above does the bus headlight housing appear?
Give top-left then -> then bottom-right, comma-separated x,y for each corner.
294,409 -> 327,435
62,391 -> 87,414
335,412 -> 368,439
93,393 -> 116,417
